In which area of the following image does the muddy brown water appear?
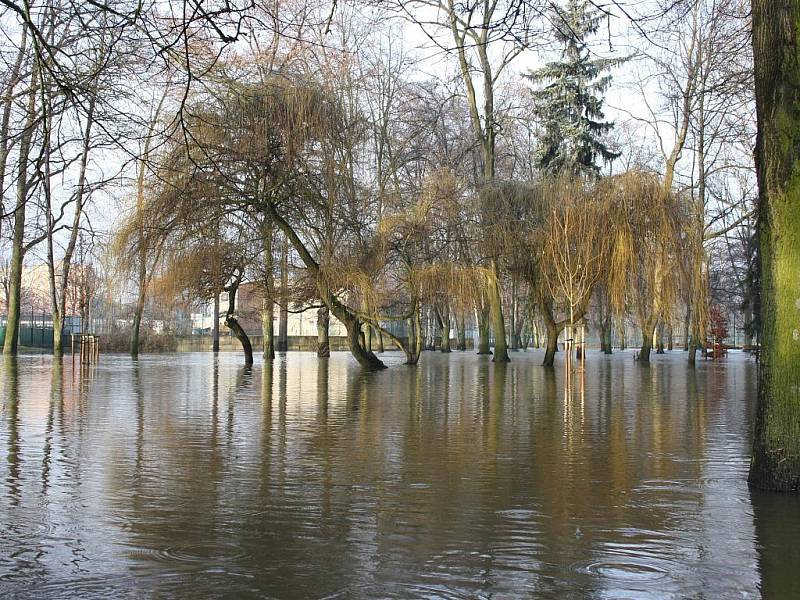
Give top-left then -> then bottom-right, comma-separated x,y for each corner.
1,350 -> 798,598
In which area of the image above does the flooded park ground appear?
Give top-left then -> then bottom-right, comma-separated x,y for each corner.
1,350 -> 799,598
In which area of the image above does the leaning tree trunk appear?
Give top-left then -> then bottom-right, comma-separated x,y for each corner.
748,0 -> 800,492
543,319 -> 560,368
225,284 -> 253,366
344,319 -> 385,370
266,202 -> 386,369
317,305 -> 330,358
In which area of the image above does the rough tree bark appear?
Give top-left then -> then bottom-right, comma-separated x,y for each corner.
748,0 -> 800,493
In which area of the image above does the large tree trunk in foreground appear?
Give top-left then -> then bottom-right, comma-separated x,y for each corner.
748,0 -> 800,493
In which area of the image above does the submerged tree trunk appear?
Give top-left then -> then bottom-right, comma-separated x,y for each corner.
748,0 -> 800,492
343,319 -> 385,369
266,203 -> 386,370
225,282 -> 253,366
317,305 -> 330,358
277,235 -> 289,351
543,319 -> 560,367
437,305 -> 451,353
488,262 -> 510,363
213,293 -> 220,353
639,319 -> 657,364
743,303 -> 755,349
509,281 -> 518,351
476,303 -> 491,354
48,89 -> 97,358
3,65 -> 37,356
262,297 -> 274,360
261,221 -> 275,360
684,303 -> 691,350
131,286 -> 146,358
601,319 -> 613,355
456,311 -> 467,351
404,308 -> 423,365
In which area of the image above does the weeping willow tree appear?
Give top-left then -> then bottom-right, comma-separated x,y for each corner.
155,240 -> 255,365
540,177 -> 610,360
498,177 -> 610,366
598,171 -> 698,363
136,74 -> 438,370
376,170 -> 477,365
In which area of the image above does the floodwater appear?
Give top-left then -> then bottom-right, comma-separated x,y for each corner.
0,350 -> 798,599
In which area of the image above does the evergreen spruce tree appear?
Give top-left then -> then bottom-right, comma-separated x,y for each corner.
526,0 -> 625,178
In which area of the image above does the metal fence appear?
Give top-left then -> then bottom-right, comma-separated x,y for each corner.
2,326 -> 71,350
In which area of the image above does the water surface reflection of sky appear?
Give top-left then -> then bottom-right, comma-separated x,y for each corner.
0,350 -> 797,598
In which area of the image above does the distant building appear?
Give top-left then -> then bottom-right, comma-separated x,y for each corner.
214,282 -> 348,338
